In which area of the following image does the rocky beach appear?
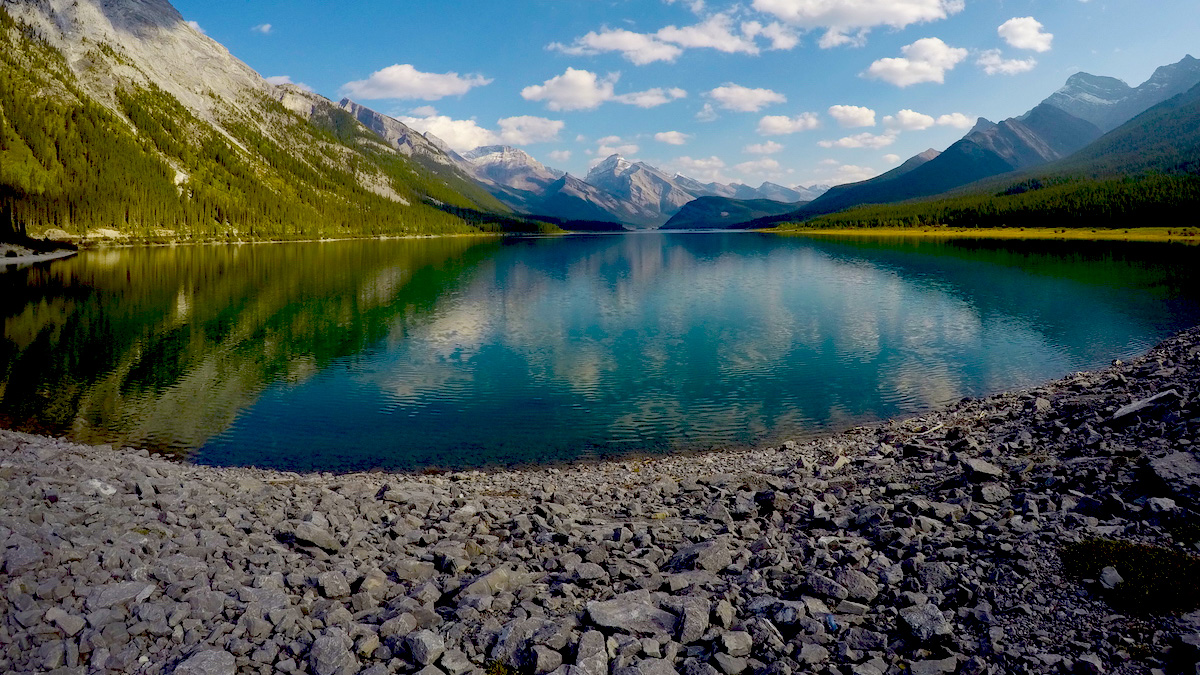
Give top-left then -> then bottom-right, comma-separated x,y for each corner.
2,329 -> 1200,675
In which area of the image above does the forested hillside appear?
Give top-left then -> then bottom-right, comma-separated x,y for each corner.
0,8 -> 549,242
772,83 -> 1200,233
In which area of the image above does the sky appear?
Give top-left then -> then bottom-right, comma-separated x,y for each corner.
173,0 -> 1200,189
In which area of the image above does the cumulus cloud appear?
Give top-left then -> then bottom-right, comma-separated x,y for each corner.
883,154 -> 902,163
707,84 -> 787,112
549,14 -> 800,65
265,75 -> 313,92
735,158 -> 783,175
883,109 -> 935,131
828,105 -> 876,128
818,131 -> 898,149
745,141 -> 784,154
522,69 -> 685,111
343,64 -> 492,100
596,136 -> 640,157
864,37 -> 967,87
655,131 -> 692,145
613,87 -> 688,108
696,103 -> 719,122
670,156 -> 728,182
751,0 -> 965,48
936,112 -> 973,129
818,163 -> 879,184
186,20 -> 205,34
757,113 -> 820,135
397,114 -> 563,152
998,17 -> 1053,52
547,150 -> 572,164
549,29 -> 683,65
976,50 -> 1037,75
252,23 -> 272,34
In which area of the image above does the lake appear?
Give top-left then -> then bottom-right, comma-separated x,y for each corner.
2,232 -> 1198,472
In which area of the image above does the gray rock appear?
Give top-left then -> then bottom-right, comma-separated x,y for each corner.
310,629 -> 359,675
1075,653 -> 1106,674
1099,567 -> 1124,590
88,581 -> 157,610
1111,389 -> 1180,421
575,630 -> 608,675
720,631 -> 753,658
587,591 -> 677,636
834,568 -> 879,602
294,521 -> 340,552
572,562 -> 608,582
441,650 -> 473,675
900,604 -> 952,642
962,458 -> 1003,482
666,540 -> 732,573
979,484 -> 1011,503
910,657 -> 958,675
173,649 -> 236,675
407,629 -> 446,665
797,643 -> 828,665
806,573 -> 849,601
712,652 -> 747,675
677,597 -> 710,644
1149,452 -> 1200,501
318,571 -> 351,598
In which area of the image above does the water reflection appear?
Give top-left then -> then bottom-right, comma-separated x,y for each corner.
1,233 -> 1197,472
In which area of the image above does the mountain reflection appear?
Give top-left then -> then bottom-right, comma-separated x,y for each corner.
2,233 -> 1197,471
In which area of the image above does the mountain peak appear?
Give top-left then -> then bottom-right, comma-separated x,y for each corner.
970,118 -> 997,135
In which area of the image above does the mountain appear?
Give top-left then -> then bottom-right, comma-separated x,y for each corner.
660,197 -> 805,230
0,0 -> 547,242
776,82 -> 1200,231
463,146 -> 565,193
1042,55 -> 1200,132
582,156 -> 699,227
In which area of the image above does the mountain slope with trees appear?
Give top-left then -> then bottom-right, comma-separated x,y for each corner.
0,2 -> 551,242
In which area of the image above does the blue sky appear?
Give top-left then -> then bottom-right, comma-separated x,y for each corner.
174,0 -> 1199,188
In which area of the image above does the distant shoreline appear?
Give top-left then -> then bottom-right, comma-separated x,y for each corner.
769,225 -> 1200,244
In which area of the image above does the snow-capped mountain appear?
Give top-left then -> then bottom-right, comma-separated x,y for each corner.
1041,55 -> 1200,131
462,146 -> 565,193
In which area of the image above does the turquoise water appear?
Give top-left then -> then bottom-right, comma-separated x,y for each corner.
2,232 -> 1198,472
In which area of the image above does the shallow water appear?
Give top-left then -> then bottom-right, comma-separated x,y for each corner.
2,232 -> 1198,472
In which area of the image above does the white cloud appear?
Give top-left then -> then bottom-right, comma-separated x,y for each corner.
522,69 -> 684,111
596,136 -> 640,158
497,116 -> 566,145
548,150 -> 572,164
613,87 -> 688,108
657,14 -> 761,54
745,141 -> 784,154
828,104 -> 876,128
548,13 -> 801,65
936,112 -> 973,129
397,114 -> 563,152
998,17 -> 1053,52
252,23 -> 272,34
265,75 -> 313,92
655,131 -> 692,145
696,103 -> 719,122
883,109 -> 935,131
671,156 -> 728,182
664,0 -> 708,14
549,29 -> 683,65
707,84 -> 787,112
883,154 -> 902,163
757,113 -> 820,135
976,50 -> 1037,75
735,158 -> 782,175
186,20 -> 205,34
819,163 -> 879,184
409,105 -> 439,117
343,64 -> 492,100
752,0 -> 965,48
865,37 -> 967,87
818,131 -> 898,149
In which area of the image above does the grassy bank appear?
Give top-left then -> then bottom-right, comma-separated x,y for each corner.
771,225 -> 1200,245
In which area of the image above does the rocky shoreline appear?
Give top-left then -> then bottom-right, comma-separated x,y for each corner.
3,330 -> 1200,675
